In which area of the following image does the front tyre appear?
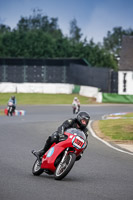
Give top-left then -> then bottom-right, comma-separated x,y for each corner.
32,159 -> 44,176
54,153 -> 76,180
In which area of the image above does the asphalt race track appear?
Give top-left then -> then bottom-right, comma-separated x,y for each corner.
0,104 -> 133,200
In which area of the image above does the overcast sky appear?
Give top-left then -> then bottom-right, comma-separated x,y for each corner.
0,0 -> 133,43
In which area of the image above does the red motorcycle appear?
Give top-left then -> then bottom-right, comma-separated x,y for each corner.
32,128 -> 87,180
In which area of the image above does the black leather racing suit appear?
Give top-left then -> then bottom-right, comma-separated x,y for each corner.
40,118 -> 88,155
57,118 -> 88,138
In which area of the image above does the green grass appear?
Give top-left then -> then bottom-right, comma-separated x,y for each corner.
0,93 -> 96,105
99,119 -> 133,140
124,113 -> 133,117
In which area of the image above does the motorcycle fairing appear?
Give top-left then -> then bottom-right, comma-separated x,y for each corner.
47,147 -> 54,157
40,132 -> 85,172
41,133 -> 75,171
41,144 -> 67,172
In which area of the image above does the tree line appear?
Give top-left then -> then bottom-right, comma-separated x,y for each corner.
0,10 -> 133,71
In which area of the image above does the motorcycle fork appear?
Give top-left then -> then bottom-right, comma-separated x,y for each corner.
60,148 -> 75,164
60,148 -> 69,164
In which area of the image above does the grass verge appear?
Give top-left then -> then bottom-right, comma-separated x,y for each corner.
0,93 -> 96,105
98,118 -> 133,141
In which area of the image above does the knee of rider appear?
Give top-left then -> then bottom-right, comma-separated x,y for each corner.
52,134 -> 59,143
46,136 -> 52,143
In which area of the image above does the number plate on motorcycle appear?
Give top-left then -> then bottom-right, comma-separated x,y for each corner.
72,136 -> 85,149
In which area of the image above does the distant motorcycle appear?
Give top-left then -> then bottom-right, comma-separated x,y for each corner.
7,102 -> 14,116
32,128 -> 87,180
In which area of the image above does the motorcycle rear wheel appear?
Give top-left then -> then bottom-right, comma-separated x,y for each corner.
54,153 -> 76,180
32,159 -> 44,176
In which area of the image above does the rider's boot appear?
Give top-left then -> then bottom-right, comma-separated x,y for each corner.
32,149 -> 45,163
32,142 -> 50,163
32,135 -> 56,163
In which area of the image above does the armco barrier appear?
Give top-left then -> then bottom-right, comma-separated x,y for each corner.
79,86 -> 98,98
0,82 -> 99,100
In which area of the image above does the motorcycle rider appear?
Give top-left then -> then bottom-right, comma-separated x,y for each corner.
72,97 -> 80,114
32,111 -> 90,163
7,96 -> 16,114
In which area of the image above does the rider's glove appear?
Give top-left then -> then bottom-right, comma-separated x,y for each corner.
58,126 -> 66,141
59,134 -> 66,141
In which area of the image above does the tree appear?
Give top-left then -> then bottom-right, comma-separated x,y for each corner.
103,26 -> 133,57
16,9 -> 63,38
82,39 -> 118,70
69,18 -> 83,43
0,11 -> 121,70
0,24 -> 11,33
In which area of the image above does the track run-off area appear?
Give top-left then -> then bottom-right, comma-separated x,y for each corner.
0,104 -> 133,200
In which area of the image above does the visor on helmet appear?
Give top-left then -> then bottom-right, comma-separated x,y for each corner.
77,111 -> 90,128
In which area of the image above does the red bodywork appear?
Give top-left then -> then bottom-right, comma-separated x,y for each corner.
41,131 -> 86,173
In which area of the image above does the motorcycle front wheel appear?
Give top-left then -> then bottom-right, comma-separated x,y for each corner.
54,153 -> 76,180
32,159 -> 44,176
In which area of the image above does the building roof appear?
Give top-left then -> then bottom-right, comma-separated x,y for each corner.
119,36 -> 133,71
0,58 -> 90,66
